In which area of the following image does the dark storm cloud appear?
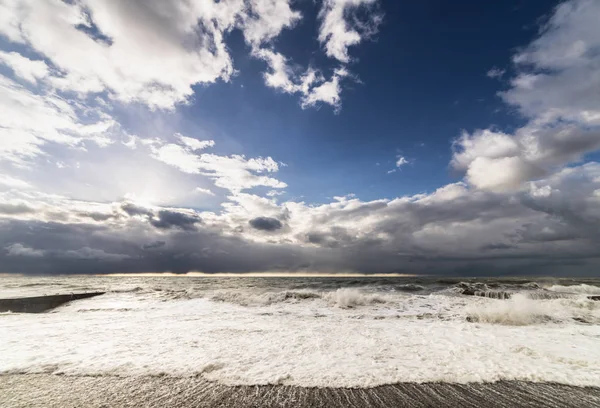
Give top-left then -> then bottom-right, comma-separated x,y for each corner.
143,240 -> 166,250
121,203 -> 153,217
249,217 -> 283,231
480,243 -> 517,251
150,210 -> 201,231
77,211 -> 115,221
0,203 -> 34,215
1,163 -> 600,276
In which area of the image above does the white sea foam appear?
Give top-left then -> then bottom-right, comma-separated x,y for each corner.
1,292 -> 599,388
546,284 -> 600,295
465,294 -> 600,325
323,288 -> 388,308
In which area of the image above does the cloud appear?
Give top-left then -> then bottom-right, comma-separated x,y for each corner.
0,51 -> 49,83
2,0 -> 600,277
1,162 -> 600,275
0,0 -> 241,109
249,216 -> 283,231
0,203 -> 34,215
396,156 -> 409,168
242,0 -> 302,47
177,134 -> 215,151
486,67 -> 505,79
318,0 -> 382,63
0,75 -> 116,166
5,243 -> 44,257
150,137 -> 286,193
150,210 -> 200,231
452,0 -> 600,191
5,242 -> 128,261
0,175 -> 32,190
143,241 -> 166,250
300,67 -> 349,112
194,187 -> 215,196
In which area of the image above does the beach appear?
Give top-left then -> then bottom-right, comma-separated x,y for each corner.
2,374 -> 600,407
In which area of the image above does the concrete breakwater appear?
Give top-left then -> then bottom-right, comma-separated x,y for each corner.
0,292 -> 105,313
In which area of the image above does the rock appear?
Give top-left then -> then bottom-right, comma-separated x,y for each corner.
589,296 -> 600,301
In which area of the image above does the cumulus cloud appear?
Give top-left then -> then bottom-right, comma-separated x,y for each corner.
149,136 -> 286,193
1,162 -> 600,275
0,0 -> 240,109
452,0 -> 600,191
318,0 -> 382,63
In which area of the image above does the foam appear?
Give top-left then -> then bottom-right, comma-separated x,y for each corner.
1,293 -> 600,388
323,288 -> 388,308
466,294 -> 600,325
546,284 -> 600,295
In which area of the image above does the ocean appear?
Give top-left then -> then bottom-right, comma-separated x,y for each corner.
1,275 -> 600,407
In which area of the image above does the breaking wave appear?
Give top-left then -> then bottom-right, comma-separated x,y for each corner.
465,294 -> 600,326
323,288 -> 388,308
546,284 -> 600,295
208,288 -> 389,308
209,290 -> 322,306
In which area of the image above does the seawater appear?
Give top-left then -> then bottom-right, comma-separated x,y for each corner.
1,276 -> 599,388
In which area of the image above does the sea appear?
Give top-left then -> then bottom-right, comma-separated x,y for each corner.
1,275 -> 600,391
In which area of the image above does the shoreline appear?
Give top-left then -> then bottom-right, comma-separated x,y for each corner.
2,374 -> 600,408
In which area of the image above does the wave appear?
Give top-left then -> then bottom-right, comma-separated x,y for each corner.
394,284 -> 425,292
208,288 -> 388,309
110,287 -> 146,294
323,288 -> 388,308
465,294 -> 600,326
545,284 -> 600,295
209,290 -> 322,306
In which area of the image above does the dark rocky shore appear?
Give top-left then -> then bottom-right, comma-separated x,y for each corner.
1,374 -> 599,408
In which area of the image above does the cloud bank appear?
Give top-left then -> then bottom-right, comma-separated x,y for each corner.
1,0 -> 600,276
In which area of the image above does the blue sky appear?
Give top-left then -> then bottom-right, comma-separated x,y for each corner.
132,0 -> 561,204
1,0 -> 600,275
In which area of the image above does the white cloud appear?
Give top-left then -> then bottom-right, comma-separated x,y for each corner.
194,187 -> 216,196
242,0 -> 302,47
301,68 -> 349,112
452,0 -> 600,191
150,138 -> 286,193
318,0 -> 382,63
0,175 -> 32,190
0,51 -> 49,83
396,156 -> 409,168
486,67 -> 505,79
177,133 -> 215,151
0,75 -> 116,166
0,0 -> 243,109
254,49 -> 303,94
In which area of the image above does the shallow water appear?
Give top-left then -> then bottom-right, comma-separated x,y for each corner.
1,276 -> 599,388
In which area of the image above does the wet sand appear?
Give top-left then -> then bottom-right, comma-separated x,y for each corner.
2,374 -> 600,408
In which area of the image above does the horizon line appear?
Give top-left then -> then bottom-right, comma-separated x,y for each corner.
93,272 -> 420,278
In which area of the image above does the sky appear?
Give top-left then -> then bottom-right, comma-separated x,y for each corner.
1,0 -> 600,276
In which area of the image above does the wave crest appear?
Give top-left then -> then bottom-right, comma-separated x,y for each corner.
324,288 -> 388,308
545,284 -> 600,295
465,294 -> 600,326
